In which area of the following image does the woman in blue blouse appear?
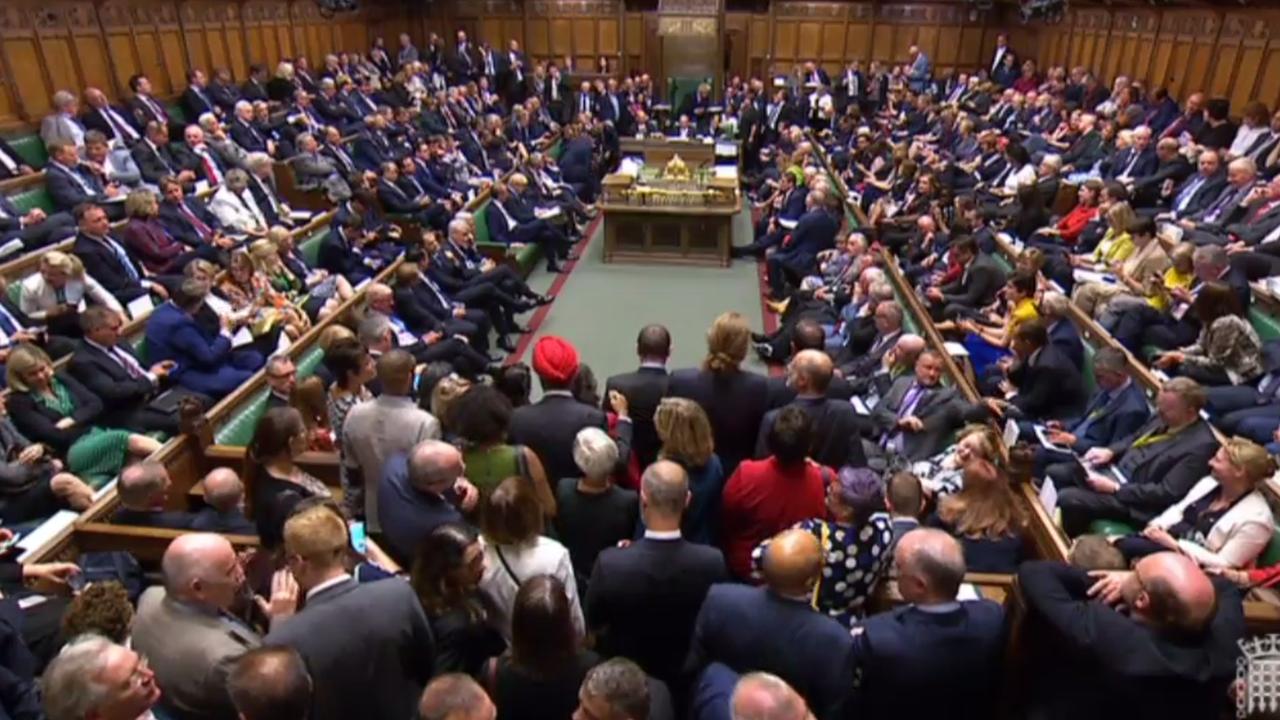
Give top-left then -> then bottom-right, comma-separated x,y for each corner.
653,397 -> 724,545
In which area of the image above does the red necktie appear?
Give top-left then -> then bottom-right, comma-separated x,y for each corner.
180,203 -> 212,240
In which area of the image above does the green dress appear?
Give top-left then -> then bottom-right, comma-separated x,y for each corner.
462,444 -> 522,499
38,381 -> 132,489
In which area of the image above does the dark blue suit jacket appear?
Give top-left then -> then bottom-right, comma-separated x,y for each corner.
1049,318 -> 1085,371
778,187 -> 807,222
687,584 -> 853,720
1065,380 -> 1151,453
779,209 -> 839,269
45,162 -> 105,211
71,232 -> 149,303
848,600 -> 1005,720
144,302 -> 251,397
559,136 -> 594,184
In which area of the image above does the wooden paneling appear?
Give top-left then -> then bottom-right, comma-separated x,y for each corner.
0,0 -> 401,131
1012,7 -> 1280,111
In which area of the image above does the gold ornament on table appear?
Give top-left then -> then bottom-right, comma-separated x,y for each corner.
662,154 -> 691,181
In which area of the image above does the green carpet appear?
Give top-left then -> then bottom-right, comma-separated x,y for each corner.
516,208 -> 768,400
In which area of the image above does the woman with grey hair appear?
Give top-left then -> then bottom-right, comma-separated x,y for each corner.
554,425 -> 639,590
751,465 -> 894,627
209,168 -> 269,238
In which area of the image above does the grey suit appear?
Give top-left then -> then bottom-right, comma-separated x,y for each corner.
206,136 -> 248,172
131,587 -> 261,720
265,577 -> 435,720
290,151 -> 350,199
868,375 -> 963,461
40,113 -> 85,149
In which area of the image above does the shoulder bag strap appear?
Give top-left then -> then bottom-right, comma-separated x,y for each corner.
494,545 -> 522,588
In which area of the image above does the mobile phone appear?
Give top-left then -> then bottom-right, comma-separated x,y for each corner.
349,521 -> 367,555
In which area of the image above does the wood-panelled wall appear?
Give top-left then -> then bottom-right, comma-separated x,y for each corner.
1011,7 -> 1280,110
410,1 -> 1008,88
0,0 -> 406,131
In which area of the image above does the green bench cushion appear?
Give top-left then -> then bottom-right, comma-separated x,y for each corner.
1088,519 -> 1138,536
5,283 -> 18,307
166,104 -> 187,126
212,344 -> 325,447
1250,307 -> 1280,343
5,135 -> 47,168
473,202 -> 491,245
1081,341 -> 1097,397
1260,531 -> 1280,568
8,187 -> 54,215
299,229 -> 327,268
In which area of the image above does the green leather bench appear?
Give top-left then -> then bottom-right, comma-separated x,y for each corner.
8,186 -> 54,215
473,199 -> 542,277
3,134 -> 47,168
1081,340 -> 1097,396
299,227 -> 327,268
1250,307 -> 1280,343
167,104 -> 188,126
213,344 -> 325,447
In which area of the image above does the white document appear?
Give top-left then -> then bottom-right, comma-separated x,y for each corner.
714,166 -> 739,180
231,326 -> 254,348
1039,478 -> 1059,516
126,294 -> 154,320
289,210 -> 313,222
76,298 -> 87,313
276,332 -> 292,352
1034,424 -> 1072,452
956,583 -> 982,601
851,396 -> 870,416
1072,269 -> 1116,285
1003,418 -> 1020,448
1109,466 -> 1130,486
394,326 -> 418,346
535,206 -> 562,220
778,218 -> 798,230
194,180 -> 211,195
943,341 -> 970,358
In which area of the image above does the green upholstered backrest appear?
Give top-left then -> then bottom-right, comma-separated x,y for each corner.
1081,341 -> 1097,396
1250,307 -> 1280,343
1260,531 -> 1280,568
214,390 -> 270,446
5,135 -> 47,168
212,344 -> 325,447
166,104 -> 187,126
1088,519 -> 1138,536
992,252 -> 1014,275
5,283 -> 18,306
546,140 -> 563,161
299,228 -> 326,268
8,187 -> 54,215
473,201 -> 491,245
131,333 -> 149,365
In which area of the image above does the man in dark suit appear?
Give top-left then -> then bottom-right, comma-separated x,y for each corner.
126,74 -> 175,137
68,307 -> 187,435
733,172 -> 807,260
112,462 -> 195,529
377,161 -> 448,231
847,529 -> 1004,720
145,279 -> 263,398
1042,296 -> 1085,371
573,81 -> 601,120
754,350 -> 865,469
71,203 -> 160,305
156,176 -> 231,257
45,141 -> 126,221
687,528 -> 852,720
984,320 -> 1087,425
1215,174 -> 1280,249
1131,137 -> 1194,209
189,468 -> 256,535
508,336 -> 608,481
926,237 -> 1007,321
486,179 -> 572,273
264,504 -> 435,720
1048,377 -> 1220,536
867,350 -> 964,463
240,64 -> 269,104
207,69 -> 240,116
181,70 -> 220,121
603,325 -> 672,469
1031,346 -> 1150,478
763,321 -> 857,408
1177,157 -> 1260,245
765,192 -> 839,300
1019,554 -> 1243,719
0,135 -> 35,180
131,122 -> 194,186
229,101 -> 273,155
1059,112 -> 1105,174
0,194 -> 75,255
318,213 -> 380,283
587,460 -> 728,696
80,87 -> 141,147
1153,148 -> 1226,219
558,127 -> 598,202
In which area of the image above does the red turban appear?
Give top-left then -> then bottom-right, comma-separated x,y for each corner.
532,336 -> 580,384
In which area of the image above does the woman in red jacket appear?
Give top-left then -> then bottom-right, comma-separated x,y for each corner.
719,405 -> 830,581
1029,178 -> 1102,250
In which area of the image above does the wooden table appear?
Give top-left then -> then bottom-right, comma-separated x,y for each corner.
600,196 -> 741,267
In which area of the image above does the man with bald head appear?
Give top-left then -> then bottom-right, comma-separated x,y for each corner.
687,528 -> 854,719
587,460 -> 729,698
1019,552 -> 1244,718
419,674 -> 496,720
846,528 -> 1005,720
755,349 -> 866,468
377,438 -> 480,565
80,86 -> 142,146
132,533 -> 298,720
190,467 -> 255,534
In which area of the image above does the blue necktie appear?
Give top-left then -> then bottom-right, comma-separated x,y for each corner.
105,238 -> 140,281
1176,176 -> 1205,212
0,306 -> 18,336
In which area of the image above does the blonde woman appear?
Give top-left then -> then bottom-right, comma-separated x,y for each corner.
654,397 -> 723,544
249,236 -> 340,321
909,423 -> 1005,499
217,250 -> 308,341
1071,201 -> 1135,270
5,345 -> 161,487
20,252 -> 123,337
265,227 -> 354,315
1072,216 -> 1170,317
1097,240 -> 1195,331
1114,438 -> 1275,569
667,311 -> 769,473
